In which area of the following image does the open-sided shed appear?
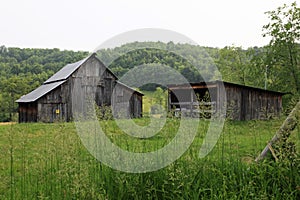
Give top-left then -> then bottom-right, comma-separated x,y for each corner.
168,81 -> 285,120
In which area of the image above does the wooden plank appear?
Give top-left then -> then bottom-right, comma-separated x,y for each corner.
268,144 -> 279,162
169,84 -> 217,90
170,101 -> 216,106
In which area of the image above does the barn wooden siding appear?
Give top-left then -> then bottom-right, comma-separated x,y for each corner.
37,82 -> 69,122
223,82 -> 282,120
112,82 -> 143,118
168,81 -> 284,120
70,55 -> 117,120
17,53 -> 143,123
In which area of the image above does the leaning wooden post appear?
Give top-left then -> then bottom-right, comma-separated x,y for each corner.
255,100 -> 300,162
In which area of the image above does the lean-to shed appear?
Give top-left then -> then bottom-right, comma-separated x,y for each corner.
168,81 -> 285,120
16,53 -> 143,122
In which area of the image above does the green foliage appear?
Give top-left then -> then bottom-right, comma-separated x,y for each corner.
262,1 -> 300,94
272,102 -> 300,165
95,105 -> 113,120
97,42 -> 218,86
216,46 -> 250,85
142,88 -> 168,116
152,87 -> 167,110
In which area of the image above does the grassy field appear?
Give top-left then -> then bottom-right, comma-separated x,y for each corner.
0,117 -> 299,199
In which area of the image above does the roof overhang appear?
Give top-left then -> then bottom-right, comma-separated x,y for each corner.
168,80 -> 286,96
16,80 -> 66,103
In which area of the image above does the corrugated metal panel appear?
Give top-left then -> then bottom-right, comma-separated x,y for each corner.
16,80 -> 66,103
44,58 -> 86,84
44,53 -> 94,84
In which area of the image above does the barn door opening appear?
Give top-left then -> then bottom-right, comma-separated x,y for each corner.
19,102 -> 38,123
130,95 -> 135,118
241,90 -> 248,120
104,78 -> 113,105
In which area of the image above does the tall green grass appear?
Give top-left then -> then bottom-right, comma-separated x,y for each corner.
0,118 -> 299,199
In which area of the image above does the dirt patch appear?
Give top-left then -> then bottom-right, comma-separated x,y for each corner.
241,156 -> 254,164
0,122 -> 17,126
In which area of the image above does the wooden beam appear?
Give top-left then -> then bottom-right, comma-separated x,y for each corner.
168,84 -> 217,90
170,101 -> 216,106
255,100 -> 300,162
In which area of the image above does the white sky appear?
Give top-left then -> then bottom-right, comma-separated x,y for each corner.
0,0 -> 297,51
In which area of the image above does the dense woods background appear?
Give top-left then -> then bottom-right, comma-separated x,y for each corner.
0,2 -> 299,122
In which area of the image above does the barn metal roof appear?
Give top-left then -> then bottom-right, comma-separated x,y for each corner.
16,80 -> 66,103
44,54 -> 93,84
115,81 -> 144,96
168,80 -> 286,95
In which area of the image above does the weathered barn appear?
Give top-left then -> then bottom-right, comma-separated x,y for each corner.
16,53 -> 143,122
168,81 -> 285,120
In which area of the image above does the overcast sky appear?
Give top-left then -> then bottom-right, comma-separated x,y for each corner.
0,0 -> 296,51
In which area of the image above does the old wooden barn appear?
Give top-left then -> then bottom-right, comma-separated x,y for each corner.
168,81 -> 285,120
16,53 -> 143,122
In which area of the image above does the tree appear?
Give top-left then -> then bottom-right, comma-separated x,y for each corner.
0,76 -> 28,121
151,87 -> 167,114
153,87 -> 165,106
262,1 -> 300,93
216,46 -> 250,85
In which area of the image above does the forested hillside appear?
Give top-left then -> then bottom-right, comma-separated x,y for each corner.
97,42 -> 262,89
96,41 -> 299,95
0,40 -> 299,121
